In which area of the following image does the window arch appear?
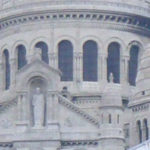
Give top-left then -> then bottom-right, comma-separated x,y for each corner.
143,119 -> 149,141
128,45 -> 139,86
107,42 -> 120,83
3,50 -> 10,90
137,120 -> 142,143
83,40 -> 98,81
17,45 -> 27,70
35,42 -> 49,64
58,40 -> 73,81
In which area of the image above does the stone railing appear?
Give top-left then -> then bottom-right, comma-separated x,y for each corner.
57,93 -> 99,127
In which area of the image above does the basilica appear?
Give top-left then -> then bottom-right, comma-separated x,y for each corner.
0,0 -> 150,150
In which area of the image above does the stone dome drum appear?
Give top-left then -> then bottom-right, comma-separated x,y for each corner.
0,0 -> 150,150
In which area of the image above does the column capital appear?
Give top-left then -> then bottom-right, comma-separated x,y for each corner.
74,52 -> 82,58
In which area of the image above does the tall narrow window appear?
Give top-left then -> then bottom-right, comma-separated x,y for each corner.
117,115 -> 120,124
144,119 -> 149,140
35,42 -> 49,64
3,50 -> 10,90
109,114 -> 112,124
101,114 -> 104,124
129,45 -> 139,86
17,45 -> 27,70
83,40 -> 98,81
107,42 -> 120,83
58,40 -> 73,81
137,120 -> 142,143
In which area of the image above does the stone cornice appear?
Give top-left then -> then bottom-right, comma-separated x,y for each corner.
0,10 -> 150,37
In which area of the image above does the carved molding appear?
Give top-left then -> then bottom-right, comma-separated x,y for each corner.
0,10 -> 150,36
131,103 -> 149,112
0,143 -> 13,148
61,140 -> 98,146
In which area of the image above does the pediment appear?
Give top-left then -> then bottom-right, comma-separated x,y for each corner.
15,58 -> 61,91
17,59 -> 61,77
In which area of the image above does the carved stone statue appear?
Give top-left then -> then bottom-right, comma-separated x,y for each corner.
32,87 -> 45,128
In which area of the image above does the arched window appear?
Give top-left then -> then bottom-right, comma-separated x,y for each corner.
144,119 -> 149,140
17,45 -> 27,70
109,114 -> 112,124
128,45 -> 139,86
137,120 -> 142,143
3,50 -> 10,90
35,42 -> 49,64
83,40 -> 98,81
58,40 -> 73,81
107,42 -> 120,83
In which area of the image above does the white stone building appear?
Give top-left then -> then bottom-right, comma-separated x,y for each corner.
0,0 -> 150,150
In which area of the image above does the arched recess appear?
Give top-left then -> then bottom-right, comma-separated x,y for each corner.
3,49 -> 10,90
83,40 -> 98,81
35,42 -> 49,64
137,120 -> 142,143
16,45 -> 27,70
128,45 -> 139,86
29,76 -> 48,127
107,42 -> 120,83
58,40 -> 73,81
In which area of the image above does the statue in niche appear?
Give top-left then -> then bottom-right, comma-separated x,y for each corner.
32,87 -> 45,128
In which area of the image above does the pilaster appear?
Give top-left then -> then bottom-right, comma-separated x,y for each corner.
10,58 -> 16,88
100,54 -> 107,83
121,56 -> 129,85
16,93 -> 29,129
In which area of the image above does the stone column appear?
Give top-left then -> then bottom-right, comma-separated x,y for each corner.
53,53 -> 58,69
49,53 -> 57,68
47,92 -> 53,123
101,54 -> 107,83
10,58 -> 16,88
52,93 -> 59,122
47,92 -> 59,131
121,56 -> 129,85
74,52 -> 82,82
98,53 -> 101,82
0,62 -> 4,92
16,93 -> 29,128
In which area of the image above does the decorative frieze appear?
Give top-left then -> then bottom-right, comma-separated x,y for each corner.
131,103 -> 149,112
61,140 -> 98,146
0,11 -> 150,36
